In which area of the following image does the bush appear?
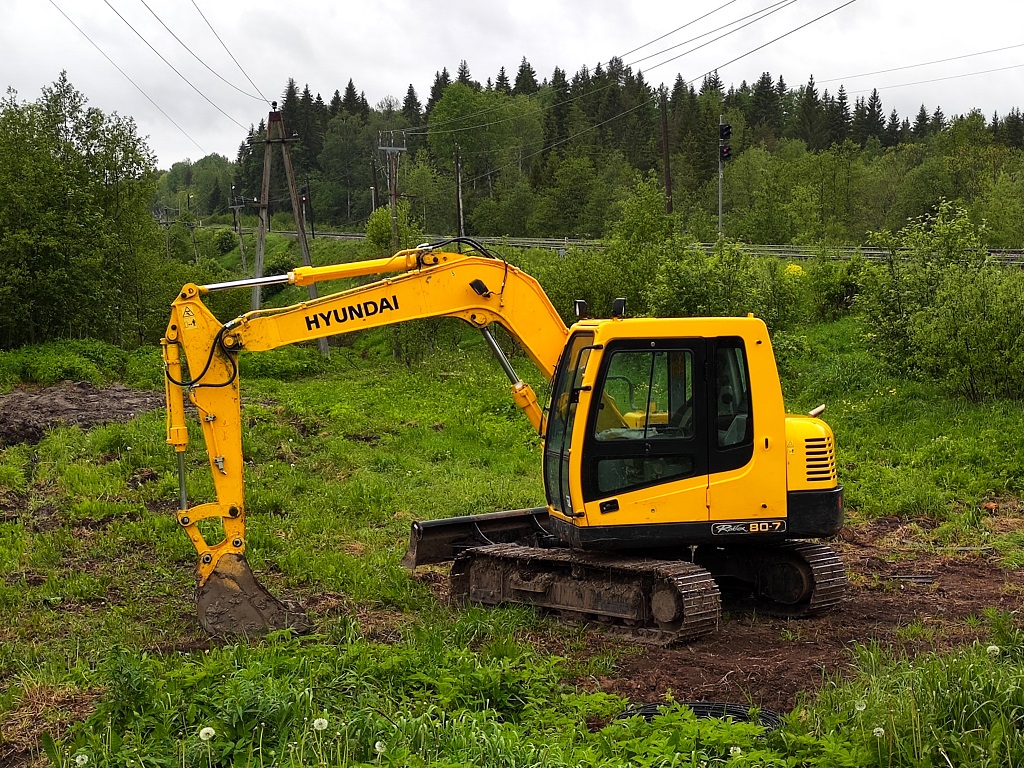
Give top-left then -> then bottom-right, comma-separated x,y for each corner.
858,200 -> 1024,400
260,250 -> 302,300
909,264 -> 1024,400
365,200 -> 423,257
646,241 -> 811,331
0,339 -> 130,387
804,252 -> 867,320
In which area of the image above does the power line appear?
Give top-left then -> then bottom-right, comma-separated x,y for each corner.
190,0 -> 271,105
618,0 -> 741,59
819,42 -> 1024,84
682,0 -> 859,86
629,0 -> 796,69
101,0 -> 247,130
848,62 -> 1024,97
466,2 -> 859,186
47,0 -> 206,155
413,1 -> 792,135
415,1 -> 799,139
136,0 -> 264,101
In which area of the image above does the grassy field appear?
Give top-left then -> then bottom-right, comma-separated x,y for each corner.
3,278 -> 1024,764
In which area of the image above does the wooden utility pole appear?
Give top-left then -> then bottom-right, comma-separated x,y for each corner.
378,131 -> 407,251
369,155 -> 378,212
228,185 -> 248,274
454,145 -> 465,242
660,89 -> 673,214
250,102 -> 328,355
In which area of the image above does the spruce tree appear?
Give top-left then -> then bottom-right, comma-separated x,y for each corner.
402,84 -> 422,124
912,105 -> 930,139
340,79 -> 360,116
425,68 -> 451,115
513,57 -> 539,96
495,66 -> 511,93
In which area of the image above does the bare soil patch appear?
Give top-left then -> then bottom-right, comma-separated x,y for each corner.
584,519 -> 1024,712
0,381 -> 162,448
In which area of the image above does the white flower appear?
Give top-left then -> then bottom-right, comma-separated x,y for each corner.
873,726 -> 885,738
199,726 -> 216,742
855,700 -> 867,712
988,645 -> 1001,657
313,717 -> 328,731
74,756 -> 89,767
374,740 -> 386,754
729,746 -> 743,756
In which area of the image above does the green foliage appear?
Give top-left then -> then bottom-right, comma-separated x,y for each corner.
0,339 -> 159,388
0,75 -> 171,350
365,200 -> 423,256
859,201 -> 1024,399
803,251 -> 867,320
805,626 -> 1024,767
238,346 -> 332,380
647,240 -> 811,331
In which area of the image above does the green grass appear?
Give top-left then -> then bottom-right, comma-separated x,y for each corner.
2,317 -> 1024,766
783,316 -> 1024,520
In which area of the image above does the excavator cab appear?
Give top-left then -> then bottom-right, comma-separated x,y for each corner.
541,320 -> 774,550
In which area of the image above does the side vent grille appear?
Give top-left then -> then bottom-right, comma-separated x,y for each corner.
805,436 -> 837,483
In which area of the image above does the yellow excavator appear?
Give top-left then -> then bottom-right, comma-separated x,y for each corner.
162,239 -> 845,641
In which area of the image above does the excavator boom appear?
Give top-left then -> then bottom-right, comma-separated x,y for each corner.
163,242 -> 568,635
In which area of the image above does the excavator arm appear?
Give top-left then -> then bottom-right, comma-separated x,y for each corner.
162,242 -> 568,635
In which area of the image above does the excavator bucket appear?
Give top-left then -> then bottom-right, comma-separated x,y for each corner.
195,554 -> 311,637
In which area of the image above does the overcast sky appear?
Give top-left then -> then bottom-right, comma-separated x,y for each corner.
5,0 -> 1022,168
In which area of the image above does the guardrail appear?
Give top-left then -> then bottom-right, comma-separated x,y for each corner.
212,225 -> 1024,265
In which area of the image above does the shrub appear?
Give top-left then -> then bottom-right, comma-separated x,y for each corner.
859,200 -> 1024,400
646,241 -> 811,331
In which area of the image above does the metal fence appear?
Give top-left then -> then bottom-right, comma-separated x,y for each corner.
227,226 -> 1024,265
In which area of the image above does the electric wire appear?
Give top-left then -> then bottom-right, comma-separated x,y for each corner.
47,0 -> 207,155
413,0 -> 794,135
680,0 -> 858,86
190,0 -> 271,105
848,62 -> 1024,96
414,0 -> 799,139
465,1 -> 856,186
136,0 -> 264,101
101,0 -> 247,130
629,0 -> 796,69
617,0 -> 741,59
819,42 -> 1024,84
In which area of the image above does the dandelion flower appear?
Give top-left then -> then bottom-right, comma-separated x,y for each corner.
988,645 -> 1001,657
74,756 -> 89,767
313,717 -> 328,731
855,700 -> 867,712
729,745 -> 743,756
873,726 -> 885,738
374,740 -> 386,754
199,726 -> 216,742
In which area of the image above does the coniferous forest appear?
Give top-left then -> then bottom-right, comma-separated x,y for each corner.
160,57 -> 1024,247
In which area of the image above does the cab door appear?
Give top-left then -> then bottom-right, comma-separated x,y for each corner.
579,339 -> 710,529
543,332 -> 595,521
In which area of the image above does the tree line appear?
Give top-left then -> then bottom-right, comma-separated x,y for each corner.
2,63 -> 1023,352
157,57 -> 1024,248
